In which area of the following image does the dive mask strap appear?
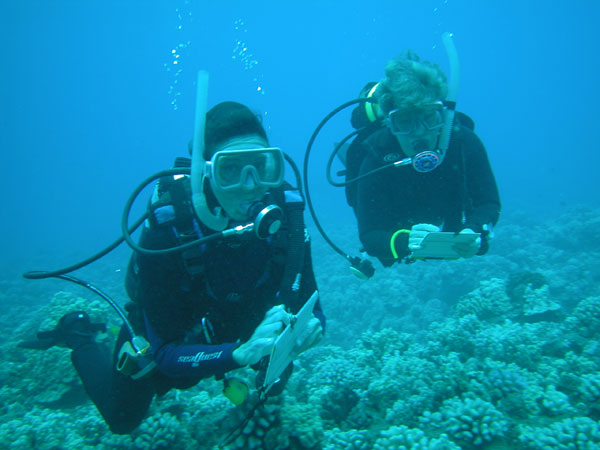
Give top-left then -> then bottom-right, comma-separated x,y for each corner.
364,83 -> 382,123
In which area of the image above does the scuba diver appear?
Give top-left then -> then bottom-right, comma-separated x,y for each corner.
20,96 -> 325,435
304,33 -> 500,271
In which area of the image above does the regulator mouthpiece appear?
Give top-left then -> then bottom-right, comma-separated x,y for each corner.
253,204 -> 283,239
412,151 -> 441,173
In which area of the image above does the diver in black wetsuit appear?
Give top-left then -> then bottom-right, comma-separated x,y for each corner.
24,101 -> 324,434
345,50 -> 500,267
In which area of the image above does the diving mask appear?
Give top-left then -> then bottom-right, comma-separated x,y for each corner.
206,147 -> 285,192
386,102 -> 445,136
386,102 -> 447,173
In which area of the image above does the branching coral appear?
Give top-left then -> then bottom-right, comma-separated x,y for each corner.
522,284 -> 562,320
373,425 -> 460,450
222,396 -> 281,450
518,416 -> 600,449
470,320 -> 560,370
323,428 -> 373,450
506,271 -> 548,303
454,278 -> 511,321
129,411 -> 195,449
565,296 -> 600,338
540,385 -> 575,417
420,395 -> 509,448
465,358 -> 543,419
427,314 -> 482,359
279,400 -> 325,448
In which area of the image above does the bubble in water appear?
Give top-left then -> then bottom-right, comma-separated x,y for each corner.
231,19 -> 266,97
165,5 -> 193,111
432,0 -> 451,51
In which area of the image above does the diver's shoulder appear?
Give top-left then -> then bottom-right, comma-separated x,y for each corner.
452,119 -> 485,153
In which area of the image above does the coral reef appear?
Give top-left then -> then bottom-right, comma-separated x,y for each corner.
323,428 -> 372,450
374,425 -> 460,450
420,395 -> 509,448
518,417 -> 600,449
3,206 -> 600,449
454,277 -> 512,320
506,271 -> 548,303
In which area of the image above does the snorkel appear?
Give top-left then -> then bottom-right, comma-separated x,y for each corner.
436,32 -> 460,165
191,70 -> 229,231
390,32 -> 460,173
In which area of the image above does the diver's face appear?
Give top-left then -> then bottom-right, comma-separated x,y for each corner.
209,135 -> 270,221
213,178 -> 268,221
387,104 -> 445,157
395,126 -> 441,157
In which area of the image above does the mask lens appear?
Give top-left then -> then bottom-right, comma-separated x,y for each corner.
388,103 -> 445,135
421,109 -> 444,129
388,110 -> 414,135
217,156 -> 245,187
248,152 -> 279,183
212,148 -> 284,191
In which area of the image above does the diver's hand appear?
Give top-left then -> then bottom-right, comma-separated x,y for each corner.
232,305 -> 290,367
453,228 -> 481,258
408,223 -> 440,251
292,317 -> 323,357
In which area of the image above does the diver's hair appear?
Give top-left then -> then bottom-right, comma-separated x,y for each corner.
375,50 -> 448,114
203,101 -> 268,159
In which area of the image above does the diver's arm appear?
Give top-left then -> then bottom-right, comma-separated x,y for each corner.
145,300 -> 299,375
461,131 -> 501,254
142,313 -> 242,378
353,146 -> 414,265
356,173 -> 410,265
360,229 -> 405,266
133,230 -> 243,378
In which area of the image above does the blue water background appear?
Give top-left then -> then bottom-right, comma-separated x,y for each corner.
1,0 -> 599,274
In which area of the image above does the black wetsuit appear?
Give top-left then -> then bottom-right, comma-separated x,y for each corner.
70,181 -> 324,434
345,123 -> 501,266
